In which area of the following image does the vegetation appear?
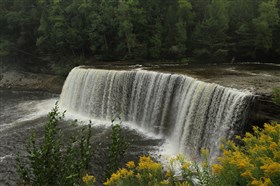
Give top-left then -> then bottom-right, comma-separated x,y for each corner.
16,103 -> 280,185
16,105 -> 130,185
16,103 -> 93,185
103,122 -> 280,186
272,88 -> 280,105
211,122 -> 280,185
105,116 -> 129,179
1,0 -> 279,65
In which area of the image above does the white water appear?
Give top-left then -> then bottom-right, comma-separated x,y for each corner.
59,67 -> 252,159
0,98 -> 57,132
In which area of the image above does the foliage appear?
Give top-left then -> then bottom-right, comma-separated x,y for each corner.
103,123 -> 280,186
15,103 -> 280,186
105,116 -> 129,179
82,173 -> 96,186
212,123 -> 280,186
104,155 -> 163,186
103,152 -> 216,186
16,103 -> 93,186
272,88 -> 280,105
1,0 -> 280,63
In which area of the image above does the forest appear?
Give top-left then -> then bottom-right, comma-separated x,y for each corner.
1,0 -> 280,64
1,1 -> 280,186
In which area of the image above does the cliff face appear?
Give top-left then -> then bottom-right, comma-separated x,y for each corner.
251,95 -> 280,124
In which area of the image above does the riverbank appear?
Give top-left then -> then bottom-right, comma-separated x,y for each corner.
2,61 -> 279,95
0,61 -> 65,94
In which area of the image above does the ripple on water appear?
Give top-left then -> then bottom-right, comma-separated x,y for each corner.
0,90 -> 164,185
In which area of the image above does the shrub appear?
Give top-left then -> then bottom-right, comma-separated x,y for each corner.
272,88 -> 280,105
104,155 -> 164,186
105,115 -> 129,179
16,103 -> 93,186
103,152 -> 215,186
212,123 -> 280,186
104,123 -> 280,186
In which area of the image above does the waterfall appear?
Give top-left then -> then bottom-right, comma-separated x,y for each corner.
59,67 -> 252,159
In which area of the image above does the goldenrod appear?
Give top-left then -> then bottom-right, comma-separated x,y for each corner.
126,161 -> 135,169
82,173 -> 96,185
212,164 -> 222,174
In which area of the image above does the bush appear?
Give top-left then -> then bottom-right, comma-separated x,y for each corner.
103,152 -> 214,186
272,88 -> 280,105
104,155 -> 164,186
212,123 -> 280,186
104,123 -> 280,186
16,103 -> 93,186
105,116 -> 129,179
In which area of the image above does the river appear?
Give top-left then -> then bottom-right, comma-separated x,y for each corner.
0,90 -> 163,185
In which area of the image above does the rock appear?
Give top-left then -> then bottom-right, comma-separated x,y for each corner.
251,95 -> 280,124
0,70 -> 65,94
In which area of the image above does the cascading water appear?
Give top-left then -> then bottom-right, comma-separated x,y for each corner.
59,67 -> 252,159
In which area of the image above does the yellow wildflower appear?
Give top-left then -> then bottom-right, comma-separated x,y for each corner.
220,143 -> 225,150
261,162 -> 280,173
110,172 -> 121,182
139,156 -> 152,162
241,169 -> 252,179
82,173 -> 96,184
103,180 -> 110,186
245,132 -> 253,138
137,156 -> 162,171
259,135 -> 273,143
127,170 -> 134,177
201,148 -> 209,157
119,168 -> 128,176
269,142 -> 277,150
165,170 -> 172,177
181,162 -> 190,170
251,179 -> 262,186
251,177 -> 273,186
126,161 -> 135,169
223,150 -> 230,156
227,140 -> 238,150
237,159 -> 248,169
212,164 -> 222,174
262,177 -> 273,186
264,123 -> 275,133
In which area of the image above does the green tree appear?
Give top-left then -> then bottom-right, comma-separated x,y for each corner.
139,0 -> 163,59
227,0 -> 257,60
175,0 -> 193,58
88,0 -> 118,60
253,0 -> 279,52
1,0 -> 40,58
192,0 -> 229,62
116,0 -> 145,59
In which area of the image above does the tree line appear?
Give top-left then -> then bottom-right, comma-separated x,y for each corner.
1,0 -> 280,64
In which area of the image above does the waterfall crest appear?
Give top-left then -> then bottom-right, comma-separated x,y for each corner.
59,67 -> 251,158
